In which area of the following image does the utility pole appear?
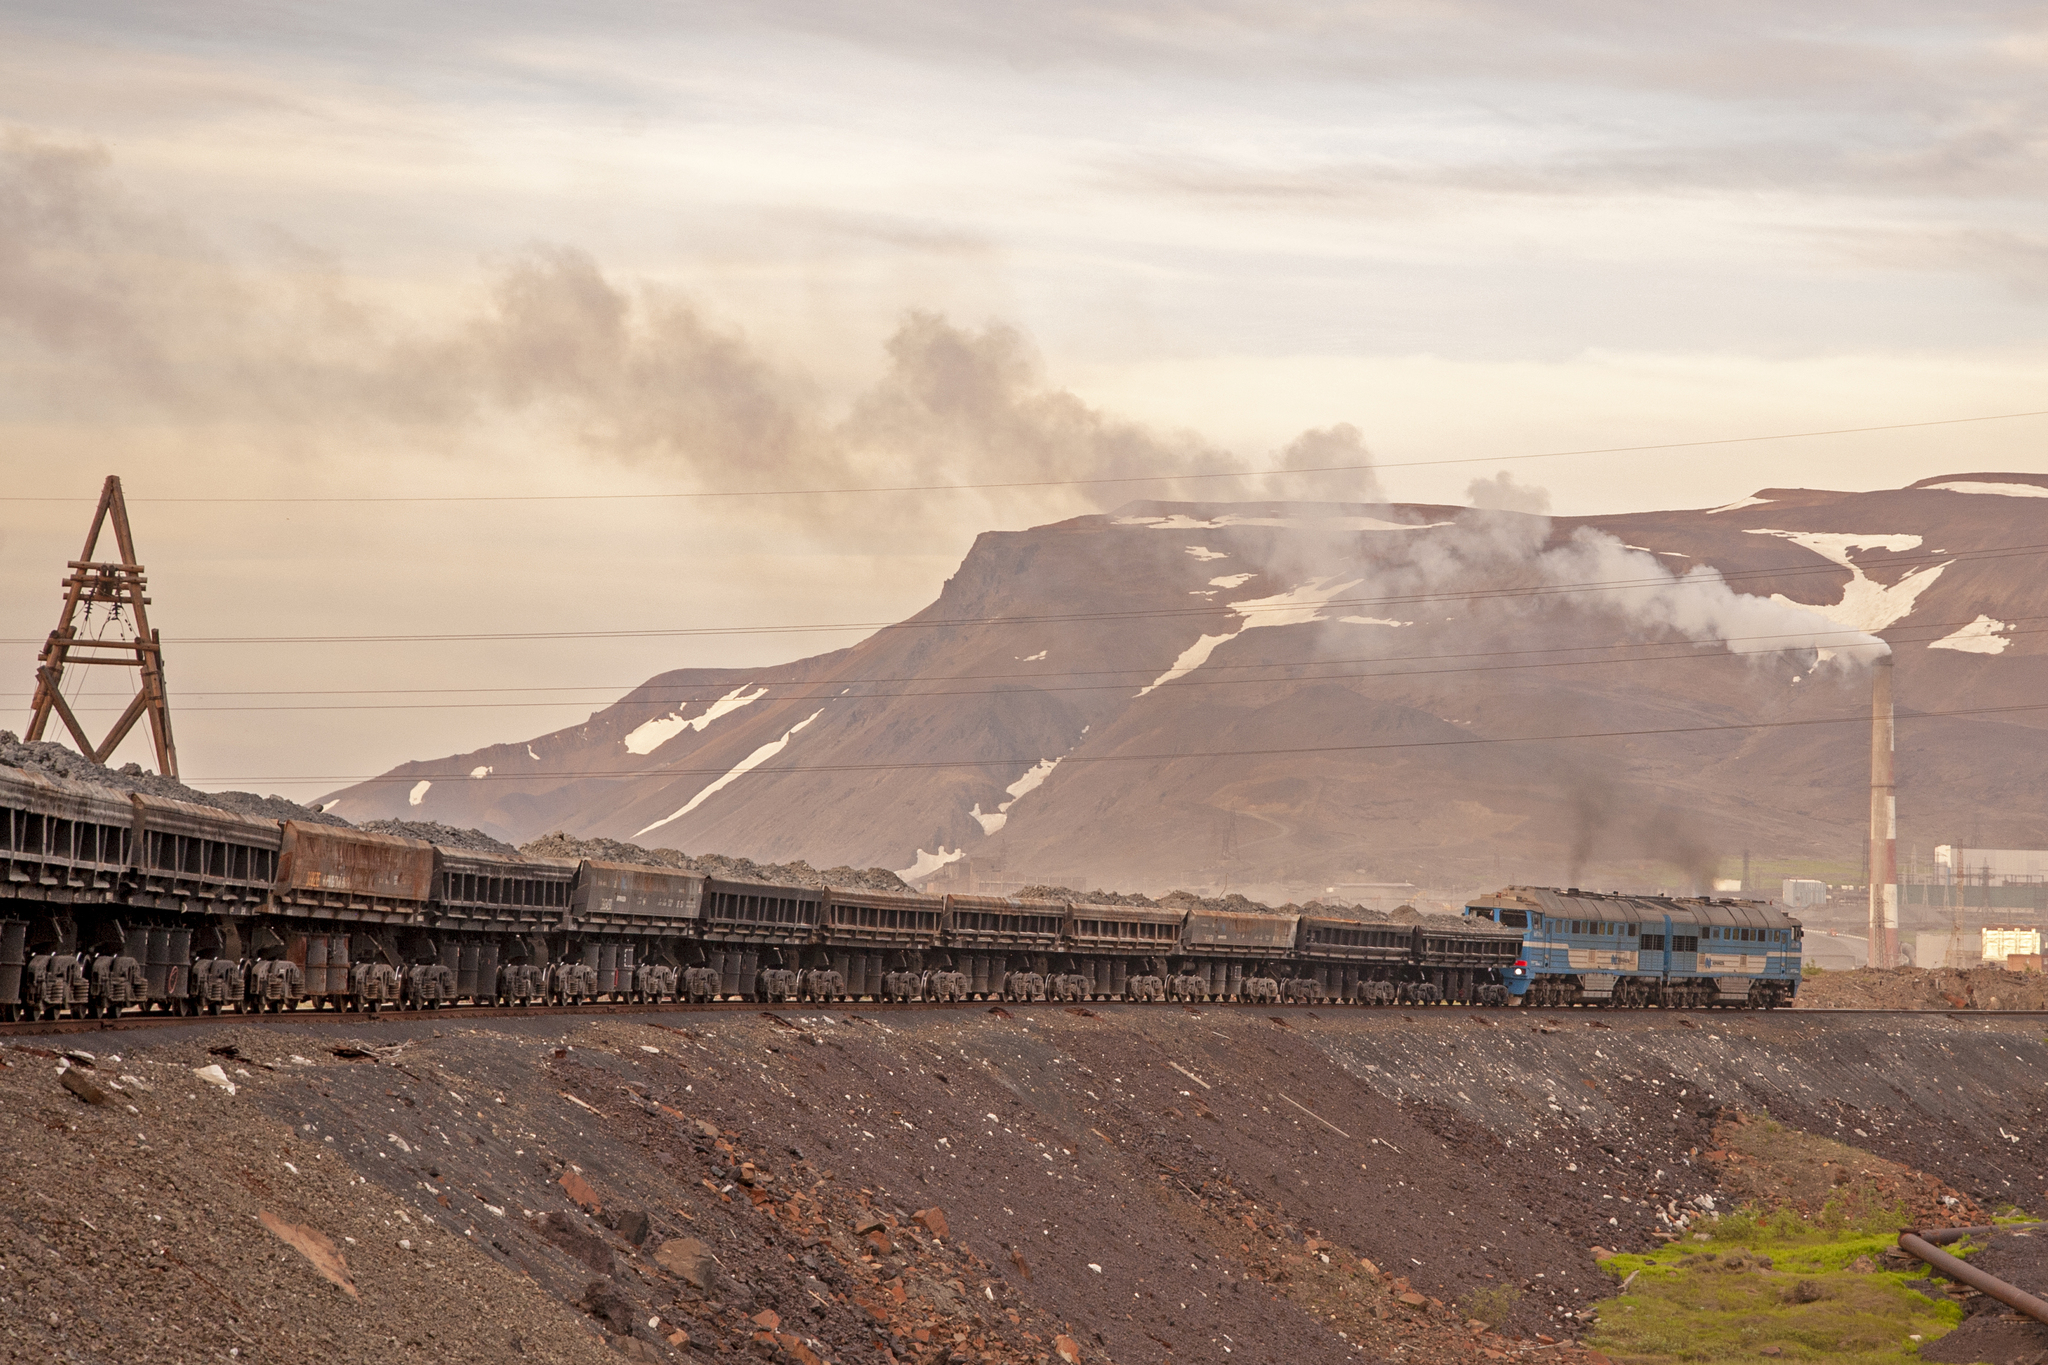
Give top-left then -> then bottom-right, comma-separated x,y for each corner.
25,476 -> 178,777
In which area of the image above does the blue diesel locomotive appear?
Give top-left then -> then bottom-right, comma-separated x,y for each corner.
1463,885 -> 1802,1009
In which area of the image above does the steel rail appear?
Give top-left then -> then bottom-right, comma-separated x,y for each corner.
4,999 -> 2045,1040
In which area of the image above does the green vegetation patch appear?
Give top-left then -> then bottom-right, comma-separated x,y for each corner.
1586,1217 -> 1962,1364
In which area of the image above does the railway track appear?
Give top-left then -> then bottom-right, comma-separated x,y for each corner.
3,998 -> 2038,1040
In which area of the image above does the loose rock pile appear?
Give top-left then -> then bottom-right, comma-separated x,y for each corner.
0,730 -> 349,826
358,819 -> 520,855
521,832 -> 912,892
1795,965 -> 2048,1011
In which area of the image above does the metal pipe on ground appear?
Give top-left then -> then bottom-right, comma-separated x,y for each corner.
1899,1229 -> 2048,1327
1916,1223 -> 2043,1246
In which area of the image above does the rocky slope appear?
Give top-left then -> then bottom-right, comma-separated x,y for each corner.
6,1005 -> 2034,1365
318,474 -> 2048,904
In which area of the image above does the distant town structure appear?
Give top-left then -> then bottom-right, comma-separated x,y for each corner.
1981,925 -> 2043,966
1902,846 -> 2048,912
1935,846 -> 2048,885
1912,929 -> 1981,969
1780,878 -> 1829,910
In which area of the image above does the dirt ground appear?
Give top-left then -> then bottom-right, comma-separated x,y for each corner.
1915,1225 -> 2048,1365
1795,965 -> 2048,1010
1703,1110 -> 1984,1228
6,1005 -> 2047,1365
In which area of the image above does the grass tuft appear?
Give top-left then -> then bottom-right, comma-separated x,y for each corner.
1586,1210 -> 1962,1363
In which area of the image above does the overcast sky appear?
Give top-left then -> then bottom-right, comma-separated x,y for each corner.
3,2 -> 2045,796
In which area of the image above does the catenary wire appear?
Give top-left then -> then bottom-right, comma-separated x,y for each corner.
175,698 -> 2048,786
0,608 -> 2025,699
6,408 -> 2046,503
30,618 -> 2048,714
4,538 -> 2040,648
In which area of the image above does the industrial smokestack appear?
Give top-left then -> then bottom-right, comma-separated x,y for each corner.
1869,653 -> 1898,967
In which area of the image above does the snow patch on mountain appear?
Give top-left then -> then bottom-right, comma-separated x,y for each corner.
408,780 -> 431,807
623,684 -> 769,755
895,846 -> 965,882
1744,529 -> 1946,633
969,756 -> 1066,835
1116,513 -> 1444,532
1929,614 -> 2012,655
1184,545 -> 1229,561
1927,481 -> 2048,499
634,708 -> 824,836
1137,575 -> 1365,696
1707,495 -> 1774,514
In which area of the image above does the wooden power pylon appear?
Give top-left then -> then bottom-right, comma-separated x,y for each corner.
25,476 -> 179,777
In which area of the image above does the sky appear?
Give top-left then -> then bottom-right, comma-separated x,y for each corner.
1,1 -> 2045,797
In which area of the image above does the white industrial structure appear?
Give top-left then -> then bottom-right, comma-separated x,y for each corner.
1780,878 -> 1828,910
1982,925 -> 2043,964
1935,847 -> 2048,886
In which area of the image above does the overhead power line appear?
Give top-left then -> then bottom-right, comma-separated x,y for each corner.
177,698 -> 2048,787
0,608 -> 2019,700
29,616 -> 2048,715
4,537 -> 2041,649
6,408 -> 2046,504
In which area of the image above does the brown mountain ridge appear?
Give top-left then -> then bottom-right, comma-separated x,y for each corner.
319,474 -> 2048,905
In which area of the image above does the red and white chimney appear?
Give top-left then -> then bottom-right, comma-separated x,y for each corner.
1868,653 -> 1898,967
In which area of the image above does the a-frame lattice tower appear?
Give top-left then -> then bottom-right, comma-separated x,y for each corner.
25,476 -> 179,777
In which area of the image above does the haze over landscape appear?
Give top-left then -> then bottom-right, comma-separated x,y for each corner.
5,3 -> 2047,879
15,9 -> 2048,1365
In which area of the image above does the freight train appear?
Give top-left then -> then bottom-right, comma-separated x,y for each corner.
0,765 -> 1524,1020
1464,885 -> 1803,1008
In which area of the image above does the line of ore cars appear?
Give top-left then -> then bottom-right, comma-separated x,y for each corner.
0,764 -> 1803,1020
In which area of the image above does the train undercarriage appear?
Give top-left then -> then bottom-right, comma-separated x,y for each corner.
1,908 -> 1521,1022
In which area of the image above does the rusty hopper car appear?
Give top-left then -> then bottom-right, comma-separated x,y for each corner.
819,887 -> 944,998
126,793 -> 281,916
0,765 -> 132,910
1061,901 -> 1185,999
270,822 -> 434,924
1173,909 -> 1301,1001
569,860 -> 703,929
1293,915 -> 1417,999
0,766 -> 136,1019
431,848 -> 580,1003
122,795 -> 283,1013
942,893 -> 1066,998
566,860 -> 705,998
698,876 -> 821,998
1412,918 -> 1522,1004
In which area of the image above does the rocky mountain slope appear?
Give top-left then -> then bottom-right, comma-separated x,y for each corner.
318,473 -> 2048,902
6,1004 -> 2030,1363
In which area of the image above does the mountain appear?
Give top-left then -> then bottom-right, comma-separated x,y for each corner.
317,473 -> 2048,906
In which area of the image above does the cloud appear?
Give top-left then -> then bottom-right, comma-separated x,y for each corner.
0,132 -> 1321,525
